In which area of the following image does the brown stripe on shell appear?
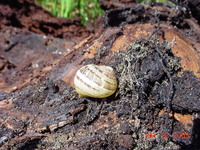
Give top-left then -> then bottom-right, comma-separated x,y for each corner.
86,66 -> 101,79
76,74 -> 99,91
94,66 -> 116,80
79,65 -> 89,74
75,85 -> 110,97
103,83 -> 115,90
75,85 -> 95,97
103,79 -> 117,90
104,79 -> 117,86
85,67 -> 102,82
79,66 -> 102,86
74,64 -> 117,98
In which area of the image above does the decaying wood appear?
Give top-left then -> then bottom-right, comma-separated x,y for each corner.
0,0 -> 200,149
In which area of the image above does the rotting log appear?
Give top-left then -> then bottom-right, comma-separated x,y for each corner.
0,2 -> 200,150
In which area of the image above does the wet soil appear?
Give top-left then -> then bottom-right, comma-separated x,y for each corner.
0,0 -> 200,150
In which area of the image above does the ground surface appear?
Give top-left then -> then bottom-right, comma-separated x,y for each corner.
0,0 -> 200,150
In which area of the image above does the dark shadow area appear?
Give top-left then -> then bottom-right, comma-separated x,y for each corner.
17,138 -> 42,150
180,118 -> 200,150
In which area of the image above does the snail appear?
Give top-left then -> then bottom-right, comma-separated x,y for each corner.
74,64 -> 117,98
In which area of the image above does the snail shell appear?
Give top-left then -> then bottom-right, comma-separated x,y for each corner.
74,64 -> 117,98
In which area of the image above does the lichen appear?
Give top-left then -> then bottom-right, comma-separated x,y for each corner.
114,35 -> 181,102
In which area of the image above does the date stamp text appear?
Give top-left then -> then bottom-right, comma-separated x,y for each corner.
144,132 -> 190,139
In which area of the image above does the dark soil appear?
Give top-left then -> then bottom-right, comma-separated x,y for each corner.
0,0 -> 200,150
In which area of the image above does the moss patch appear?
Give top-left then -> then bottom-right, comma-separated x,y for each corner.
114,35 -> 181,103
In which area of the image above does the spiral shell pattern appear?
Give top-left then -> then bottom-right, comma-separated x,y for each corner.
74,64 -> 117,98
